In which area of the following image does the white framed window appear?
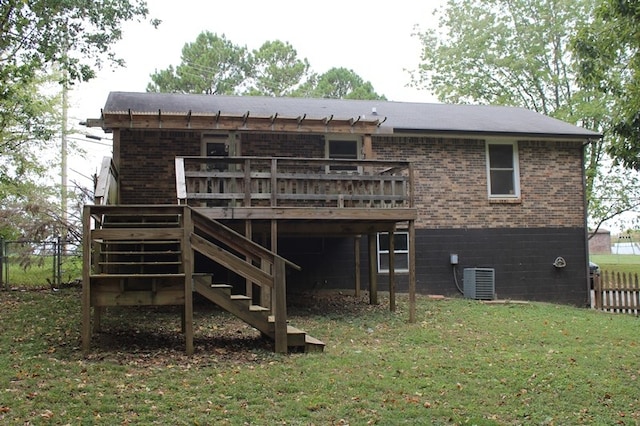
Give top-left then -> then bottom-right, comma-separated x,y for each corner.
486,140 -> 520,198
325,135 -> 361,172
377,231 -> 409,273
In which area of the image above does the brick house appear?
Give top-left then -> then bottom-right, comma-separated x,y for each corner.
82,91 -> 600,354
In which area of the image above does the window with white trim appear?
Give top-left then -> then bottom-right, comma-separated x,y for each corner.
377,231 -> 409,273
486,141 -> 520,198
326,136 -> 360,172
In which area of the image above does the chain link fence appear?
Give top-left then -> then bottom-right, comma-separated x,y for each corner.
0,237 -> 82,290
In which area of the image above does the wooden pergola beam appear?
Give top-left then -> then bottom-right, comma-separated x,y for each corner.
88,111 -> 391,135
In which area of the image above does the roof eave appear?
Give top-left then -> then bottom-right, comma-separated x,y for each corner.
392,128 -> 602,141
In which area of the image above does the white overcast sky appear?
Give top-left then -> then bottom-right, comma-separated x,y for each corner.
67,0 -> 445,181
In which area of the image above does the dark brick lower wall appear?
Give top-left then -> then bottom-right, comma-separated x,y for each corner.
278,228 -> 589,306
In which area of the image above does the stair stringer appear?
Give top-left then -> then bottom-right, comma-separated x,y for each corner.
194,278 -> 323,350
193,277 -> 272,336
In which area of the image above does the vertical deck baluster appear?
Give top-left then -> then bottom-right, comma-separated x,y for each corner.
244,158 -> 251,207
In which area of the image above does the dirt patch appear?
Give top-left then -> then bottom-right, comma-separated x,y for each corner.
82,291 -> 385,367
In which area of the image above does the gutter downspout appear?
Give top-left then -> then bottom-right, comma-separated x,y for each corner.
582,138 -> 596,307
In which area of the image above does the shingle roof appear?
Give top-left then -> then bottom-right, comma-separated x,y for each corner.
103,91 -> 601,139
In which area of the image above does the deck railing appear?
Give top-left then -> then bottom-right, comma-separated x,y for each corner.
94,157 -> 118,205
175,156 -> 413,208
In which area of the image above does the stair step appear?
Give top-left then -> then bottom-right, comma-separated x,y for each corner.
91,273 -> 186,279
97,240 -> 181,245
209,284 -> 233,291
98,261 -> 182,266
99,250 -> 182,255
249,305 -> 270,312
230,294 -> 251,302
284,326 -> 307,347
304,335 -> 326,353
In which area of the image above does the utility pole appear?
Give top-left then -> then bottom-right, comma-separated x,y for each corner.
60,70 -> 69,254
61,81 -> 68,223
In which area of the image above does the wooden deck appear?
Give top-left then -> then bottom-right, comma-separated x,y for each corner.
85,156 -> 418,355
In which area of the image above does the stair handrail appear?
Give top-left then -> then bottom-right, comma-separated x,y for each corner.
94,157 -> 119,206
189,208 -> 300,272
175,157 -> 187,204
187,207 -> 298,353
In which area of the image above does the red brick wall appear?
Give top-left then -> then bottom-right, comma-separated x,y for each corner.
241,133 -> 324,157
589,230 -> 612,254
118,130 -> 201,204
115,130 -> 585,230
373,136 -> 585,229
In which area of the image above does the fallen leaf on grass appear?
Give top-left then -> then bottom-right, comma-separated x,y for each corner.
40,409 -> 54,419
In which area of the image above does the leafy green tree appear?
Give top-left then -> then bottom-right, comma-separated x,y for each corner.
412,0 -> 639,233
1,0 -> 154,241
147,33 -> 385,100
147,32 -> 251,95
574,0 -> 640,171
413,0 -> 596,118
1,1 -> 154,84
245,40 -> 311,97
294,67 -> 386,100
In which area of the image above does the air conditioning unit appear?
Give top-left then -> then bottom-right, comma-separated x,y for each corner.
463,268 -> 495,300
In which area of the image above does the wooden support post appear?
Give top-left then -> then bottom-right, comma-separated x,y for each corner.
354,236 -> 361,297
81,206 -> 92,354
270,159 -> 278,207
368,233 -> 378,305
245,220 -> 253,298
182,207 -> 194,355
274,257 -> 288,354
0,237 -> 5,290
408,220 -> 416,323
244,159 -> 251,207
389,227 -> 396,312
363,134 -> 373,160
269,220 -> 277,312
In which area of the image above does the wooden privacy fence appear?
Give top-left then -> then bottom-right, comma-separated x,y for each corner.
592,271 -> 640,315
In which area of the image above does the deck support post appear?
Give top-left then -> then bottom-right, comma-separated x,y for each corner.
183,207 -> 194,355
389,227 -> 396,312
271,217 -> 288,353
273,257 -> 288,353
263,221 -> 277,309
81,206 -> 92,354
368,233 -> 378,305
245,220 -> 253,298
354,236 -> 361,297
408,220 -> 416,323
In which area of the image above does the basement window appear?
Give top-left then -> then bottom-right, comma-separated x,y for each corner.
377,231 -> 409,273
486,141 -> 520,198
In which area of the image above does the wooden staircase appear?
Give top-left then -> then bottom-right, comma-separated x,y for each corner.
81,205 -> 324,354
193,277 -> 324,352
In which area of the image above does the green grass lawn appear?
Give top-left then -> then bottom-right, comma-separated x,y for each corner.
591,254 -> 640,276
1,256 -> 82,289
1,288 -> 639,425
